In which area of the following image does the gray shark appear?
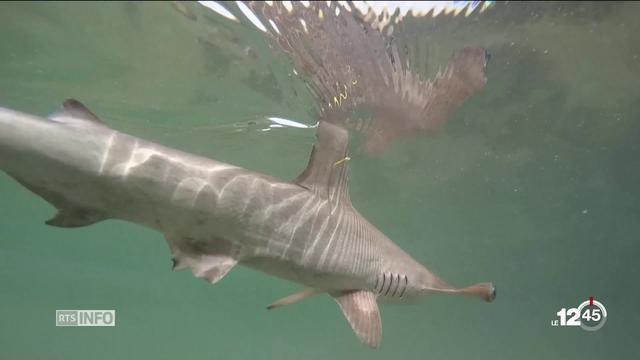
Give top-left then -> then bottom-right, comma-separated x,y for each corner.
0,100 -> 495,348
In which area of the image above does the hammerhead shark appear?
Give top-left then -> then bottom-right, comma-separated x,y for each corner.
0,100 -> 494,348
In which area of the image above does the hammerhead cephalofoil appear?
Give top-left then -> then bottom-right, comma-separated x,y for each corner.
0,100 -> 495,348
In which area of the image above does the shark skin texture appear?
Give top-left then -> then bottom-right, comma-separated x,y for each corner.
0,100 -> 495,348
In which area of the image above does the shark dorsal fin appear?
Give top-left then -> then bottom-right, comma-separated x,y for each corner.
48,99 -> 105,125
294,121 -> 351,205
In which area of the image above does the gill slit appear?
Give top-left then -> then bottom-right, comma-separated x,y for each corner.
399,275 -> 408,298
384,272 -> 394,296
391,273 -> 401,297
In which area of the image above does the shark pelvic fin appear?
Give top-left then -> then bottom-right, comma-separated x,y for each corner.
332,290 -> 382,349
46,208 -> 106,228
172,253 -> 237,284
294,121 -> 351,205
266,288 -> 322,310
48,99 -> 105,125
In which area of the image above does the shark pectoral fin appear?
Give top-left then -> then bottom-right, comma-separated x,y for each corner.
46,208 -> 106,228
332,290 -> 382,349
266,288 -> 322,310
174,254 -> 237,284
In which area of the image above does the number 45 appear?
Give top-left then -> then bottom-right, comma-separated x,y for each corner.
582,308 -> 601,322
557,308 -> 601,326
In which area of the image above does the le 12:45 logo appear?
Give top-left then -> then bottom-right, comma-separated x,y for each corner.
551,296 -> 607,331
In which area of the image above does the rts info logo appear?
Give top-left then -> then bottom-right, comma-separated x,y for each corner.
56,310 -> 115,327
551,296 -> 607,331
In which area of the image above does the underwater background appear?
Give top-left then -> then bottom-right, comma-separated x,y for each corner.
0,1 -> 638,359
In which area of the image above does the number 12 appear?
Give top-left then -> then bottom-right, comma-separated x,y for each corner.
557,308 -> 580,326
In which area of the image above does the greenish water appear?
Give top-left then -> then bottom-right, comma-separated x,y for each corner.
0,2 -> 638,359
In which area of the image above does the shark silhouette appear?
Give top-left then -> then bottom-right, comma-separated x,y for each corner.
2,0 -> 495,349
0,99 -> 494,348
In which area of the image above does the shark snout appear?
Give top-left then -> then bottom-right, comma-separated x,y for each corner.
441,281 -> 496,302
487,283 -> 496,302
471,282 -> 496,302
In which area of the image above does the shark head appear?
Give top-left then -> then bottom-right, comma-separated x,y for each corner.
413,266 -> 496,303
378,254 -> 496,304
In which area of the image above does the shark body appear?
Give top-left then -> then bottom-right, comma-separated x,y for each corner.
0,100 -> 494,347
